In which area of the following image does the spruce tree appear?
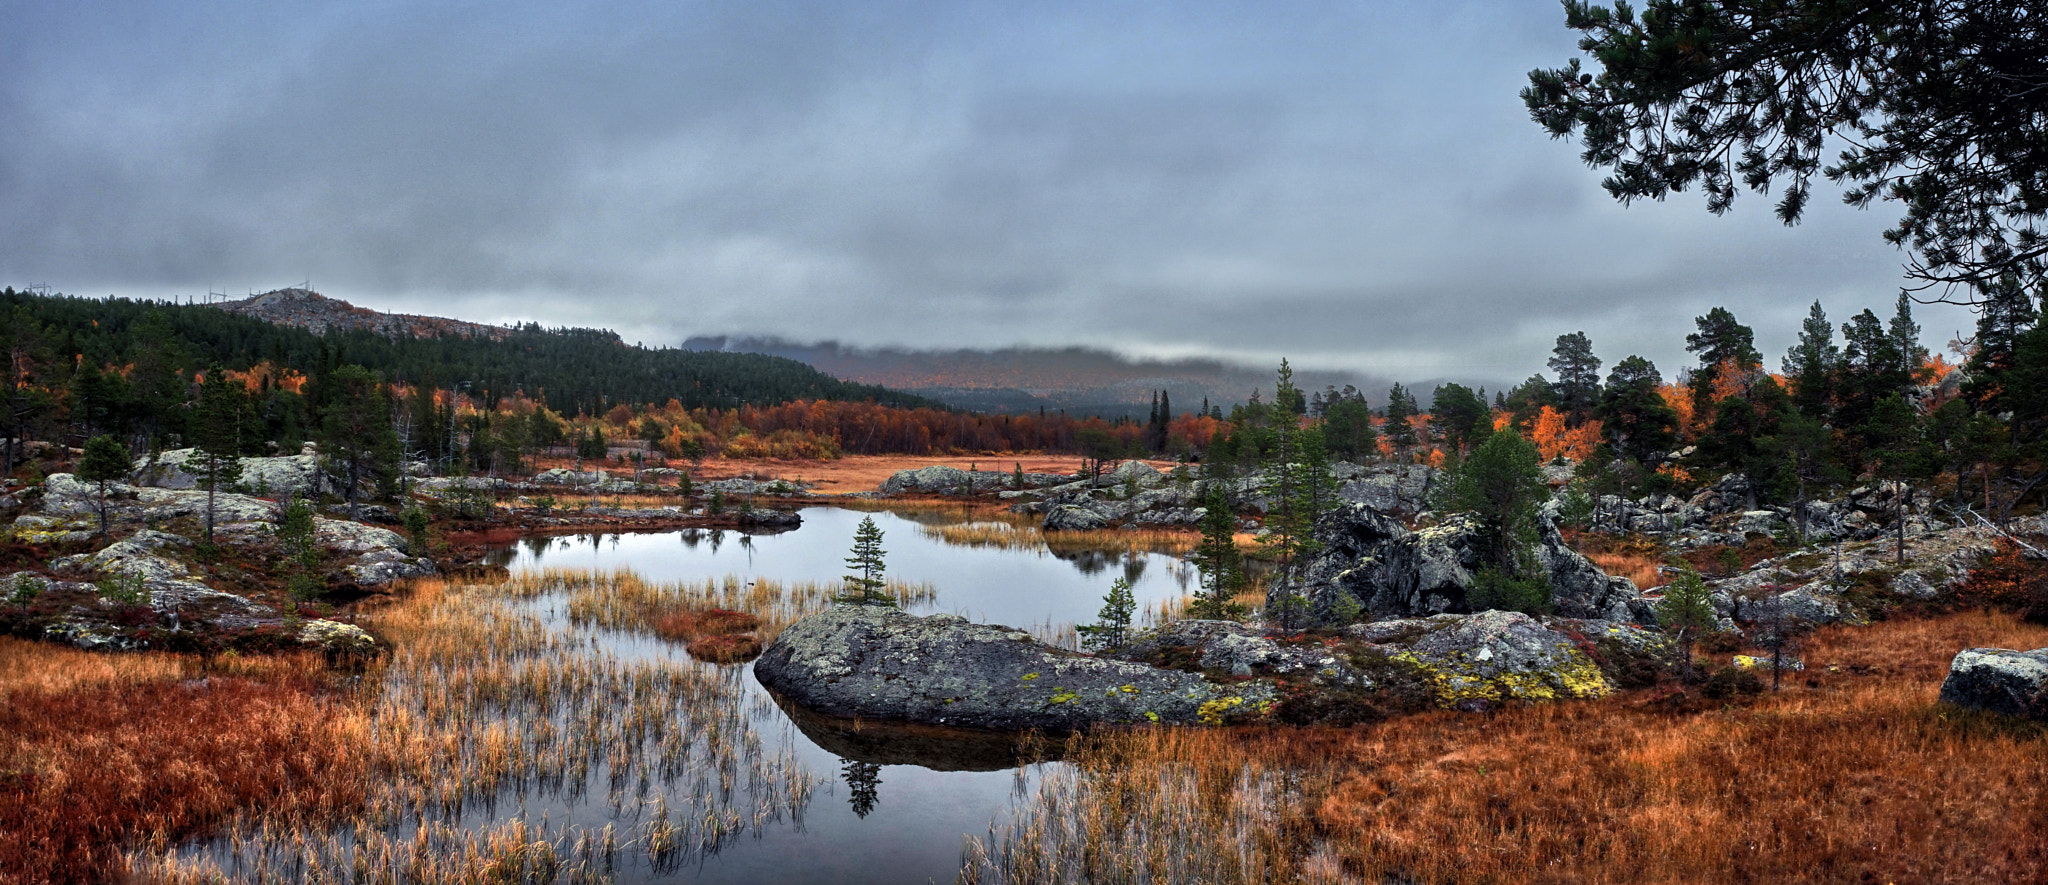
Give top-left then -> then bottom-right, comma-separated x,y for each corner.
1383,383 -> 1420,459
1655,567 -> 1716,680
191,364 -> 247,542
1547,331 -> 1602,425
76,434 -> 132,539
841,516 -> 890,605
1190,484 -> 1245,619
1428,382 -> 1490,454
1782,301 -> 1840,420
1967,273 -> 2039,396
319,365 -> 399,522
1439,429 -> 1551,613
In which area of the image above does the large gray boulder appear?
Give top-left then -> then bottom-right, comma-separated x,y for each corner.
1286,503 -> 1641,625
754,606 -> 1274,731
1043,502 -> 1113,532
1938,648 -> 2048,722
879,465 -> 974,496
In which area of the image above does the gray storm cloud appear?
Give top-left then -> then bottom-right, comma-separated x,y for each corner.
0,0 -> 1946,388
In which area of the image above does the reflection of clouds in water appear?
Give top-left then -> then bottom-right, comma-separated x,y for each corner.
501,508 -> 1195,634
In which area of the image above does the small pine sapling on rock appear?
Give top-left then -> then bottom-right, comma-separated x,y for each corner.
840,516 -> 891,605
1078,577 -> 1137,651
1655,566 -> 1717,680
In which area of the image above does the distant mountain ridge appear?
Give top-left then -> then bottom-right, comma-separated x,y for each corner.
215,288 -> 528,342
681,335 -> 1399,416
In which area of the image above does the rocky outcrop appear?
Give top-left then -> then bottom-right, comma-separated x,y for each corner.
878,465 -> 1067,496
756,606 -> 1673,732
532,468 -> 643,494
1286,504 -> 1642,624
1938,647 -> 2048,722
1008,465 -> 1211,528
131,448 -> 324,498
211,288 -> 514,341
1335,463 -> 1437,515
1374,610 -> 1622,705
754,606 -> 1275,732
1113,611 -> 1674,712
49,530 -> 271,624
1687,514 -> 2028,631
1042,503 -> 1113,532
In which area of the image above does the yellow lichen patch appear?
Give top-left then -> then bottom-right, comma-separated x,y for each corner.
1395,648 -> 1612,707
1197,695 -> 1244,725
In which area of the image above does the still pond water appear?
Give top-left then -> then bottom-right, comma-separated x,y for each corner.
481,506 -> 1201,884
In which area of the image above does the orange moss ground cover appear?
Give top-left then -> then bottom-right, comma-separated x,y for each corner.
0,641 -> 369,885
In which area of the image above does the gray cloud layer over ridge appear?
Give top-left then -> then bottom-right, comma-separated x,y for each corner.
1,0 -> 1961,390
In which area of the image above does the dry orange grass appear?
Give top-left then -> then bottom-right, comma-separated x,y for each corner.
975,610 -> 2048,885
651,608 -> 764,663
0,640 -> 370,885
1311,609 -> 2048,884
1588,550 -> 1666,589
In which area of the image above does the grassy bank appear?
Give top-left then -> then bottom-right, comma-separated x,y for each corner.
965,608 -> 2048,885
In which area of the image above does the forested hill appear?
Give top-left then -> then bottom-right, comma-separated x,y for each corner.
0,289 -> 940,415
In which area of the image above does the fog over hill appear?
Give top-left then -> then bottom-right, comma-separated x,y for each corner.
681,335 -> 1430,418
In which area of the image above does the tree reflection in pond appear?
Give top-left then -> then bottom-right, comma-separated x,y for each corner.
842,759 -> 882,818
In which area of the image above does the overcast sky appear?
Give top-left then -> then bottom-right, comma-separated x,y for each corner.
0,0 -> 1972,390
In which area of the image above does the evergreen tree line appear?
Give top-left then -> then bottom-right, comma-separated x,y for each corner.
0,287 -> 938,455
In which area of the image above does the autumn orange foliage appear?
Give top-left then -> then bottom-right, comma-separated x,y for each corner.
1657,382 -> 1697,440
1525,405 -> 1602,462
0,642 -> 367,885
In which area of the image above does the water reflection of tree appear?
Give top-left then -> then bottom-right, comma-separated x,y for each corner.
841,759 -> 882,818
1121,552 -> 1147,586
522,536 -> 551,560
1050,547 -> 1114,576
678,528 -> 702,549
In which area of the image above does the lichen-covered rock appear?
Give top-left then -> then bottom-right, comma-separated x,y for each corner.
36,473 -> 280,527
1393,610 -> 1615,705
53,534 -> 273,616
531,468 -> 642,493
879,465 -> 974,496
131,448 -> 324,498
754,606 -> 1274,731
417,476 -> 516,493
1119,620 -> 1370,686
315,517 -> 437,585
1043,503 -> 1113,532
299,619 -> 378,655
1106,460 -> 1165,487
1118,611 -> 1675,711
1938,647 -> 2048,722
1287,504 -> 1641,625
1336,464 -> 1437,514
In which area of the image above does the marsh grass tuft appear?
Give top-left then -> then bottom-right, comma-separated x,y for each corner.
133,570 -> 837,883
